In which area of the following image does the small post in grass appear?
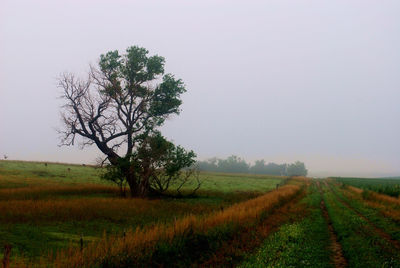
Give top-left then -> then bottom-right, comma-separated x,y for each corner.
173,216 -> 177,235
2,244 -> 12,268
80,234 -> 83,252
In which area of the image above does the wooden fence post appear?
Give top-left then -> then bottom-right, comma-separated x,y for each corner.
80,234 -> 83,252
2,244 -> 12,268
173,216 -> 177,235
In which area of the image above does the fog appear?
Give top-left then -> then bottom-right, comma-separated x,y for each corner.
1,0 -> 399,177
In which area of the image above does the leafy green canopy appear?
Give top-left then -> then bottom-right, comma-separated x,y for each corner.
58,46 -> 196,196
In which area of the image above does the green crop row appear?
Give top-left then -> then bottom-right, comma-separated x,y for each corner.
240,182 -> 332,268
323,183 -> 400,267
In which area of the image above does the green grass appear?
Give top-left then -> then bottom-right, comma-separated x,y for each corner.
329,183 -> 400,242
0,160 -> 284,261
177,171 -> 283,193
323,182 -> 400,267
0,160 -> 283,192
239,182 -> 333,268
0,160 -> 105,187
333,176 -> 400,197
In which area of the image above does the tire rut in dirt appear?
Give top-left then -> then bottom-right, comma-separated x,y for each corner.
316,181 -> 347,268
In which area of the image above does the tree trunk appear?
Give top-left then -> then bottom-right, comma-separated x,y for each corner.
138,167 -> 153,197
124,170 -> 151,198
108,155 -> 152,198
125,171 -> 139,197
138,177 -> 150,197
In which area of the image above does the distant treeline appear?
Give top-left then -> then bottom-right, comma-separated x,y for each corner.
196,156 -> 307,176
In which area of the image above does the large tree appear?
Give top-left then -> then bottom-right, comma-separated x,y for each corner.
58,46 -> 196,197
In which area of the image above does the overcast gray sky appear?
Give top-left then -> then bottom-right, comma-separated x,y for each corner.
1,0 -> 399,177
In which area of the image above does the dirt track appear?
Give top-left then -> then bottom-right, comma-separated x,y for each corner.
316,181 -> 347,268
325,181 -> 400,252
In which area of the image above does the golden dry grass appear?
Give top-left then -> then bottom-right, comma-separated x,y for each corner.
366,191 -> 400,206
0,194 -> 224,224
347,185 -> 363,194
0,184 -> 118,200
1,197 -> 153,223
344,185 -> 400,223
346,185 -> 400,206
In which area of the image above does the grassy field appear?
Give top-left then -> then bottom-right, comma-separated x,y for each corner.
2,160 -> 400,267
0,160 -> 284,265
322,181 -> 400,267
333,176 -> 400,197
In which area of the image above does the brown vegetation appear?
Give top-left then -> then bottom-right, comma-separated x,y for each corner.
0,184 -> 118,200
0,195 -> 222,224
345,186 -> 400,223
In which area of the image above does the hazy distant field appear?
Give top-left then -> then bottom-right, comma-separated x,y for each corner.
0,160 -> 282,192
333,176 -> 400,197
1,160 -> 400,267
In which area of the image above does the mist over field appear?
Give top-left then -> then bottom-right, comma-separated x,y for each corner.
2,2 -> 400,266
1,0 -> 399,177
